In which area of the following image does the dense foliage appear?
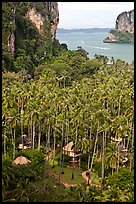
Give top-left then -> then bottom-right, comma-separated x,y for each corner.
2,48 -> 134,201
2,3 -> 134,202
105,30 -> 134,43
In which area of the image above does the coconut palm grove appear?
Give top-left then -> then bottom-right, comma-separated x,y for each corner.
2,2 -> 134,202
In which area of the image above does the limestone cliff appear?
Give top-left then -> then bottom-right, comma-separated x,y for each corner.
26,2 -> 59,40
2,2 -> 59,71
116,9 -> 134,33
50,2 -> 59,40
103,9 -> 134,43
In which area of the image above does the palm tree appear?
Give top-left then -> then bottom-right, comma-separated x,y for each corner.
88,121 -> 99,185
10,111 -> 19,159
71,125 -> 78,180
101,130 -> 107,187
105,142 -> 117,175
129,121 -> 134,172
60,122 -> 64,174
38,120 -> 41,150
87,125 -> 92,170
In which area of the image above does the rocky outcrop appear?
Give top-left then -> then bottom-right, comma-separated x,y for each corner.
26,2 -> 59,40
50,2 -> 59,40
103,9 -> 134,43
7,7 -> 16,54
2,2 -> 60,72
26,8 -> 45,33
4,2 -> 59,55
116,9 -> 134,33
8,32 -> 15,54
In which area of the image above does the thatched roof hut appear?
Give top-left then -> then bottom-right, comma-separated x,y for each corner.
12,156 -> 31,165
63,141 -> 80,157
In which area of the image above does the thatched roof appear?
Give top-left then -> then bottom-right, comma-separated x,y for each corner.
63,142 -> 81,157
63,141 -> 74,152
12,156 -> 31,165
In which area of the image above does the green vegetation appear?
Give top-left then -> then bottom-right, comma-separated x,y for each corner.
2,2 -> 134,202
2,54 -> 134,201
110,30 -> 134,43
48,165 -> 85,184
117,31 -> 134,42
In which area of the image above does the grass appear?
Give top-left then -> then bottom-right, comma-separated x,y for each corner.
48,165 -> 85,185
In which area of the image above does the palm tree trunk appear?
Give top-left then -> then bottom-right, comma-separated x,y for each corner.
129,123 -> 133,172
64,78 -> 65,88
13,127 -> 16,160
31,113 -> 33,149
47,124 -> 50,161
43,142 -> 47,179
72,125 -> 78,179
90,121 -> 99,172
105,130 -> 107,147
53,115 -> 57,166
88,154 -> 91,170
32,122 -> 35,159
88,121 -> 99,185
53,132 -> 56,167
65,112 -> 69,146
101,131 -> 106,188
78,153 -> 81,175
117,142 -> 119,173
4,117 -> 7,158
96,144 -> 99,156
38,122 -> 41,150
67,118 -> 69,145
60,122 -> 64,174
28,123 -> 31,140
21,102 -> 24,140
129,151 -> 132,172
87,125 -> 92,170
4,135 -> 6,158
75,125 -> 78,144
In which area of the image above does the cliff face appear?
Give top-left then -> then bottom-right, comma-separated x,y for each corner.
50,2 -> 59,40
26,2 -> 59,40
116,10 -> 134,33
103,9 -> 134,43
26,8 -> 45,34
2,2 -> 59,72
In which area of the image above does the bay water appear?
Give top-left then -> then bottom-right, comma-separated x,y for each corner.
56,30 -> 134,63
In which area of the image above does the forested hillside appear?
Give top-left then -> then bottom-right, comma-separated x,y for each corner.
2,2 -> 134,202
2,2 -> 59,76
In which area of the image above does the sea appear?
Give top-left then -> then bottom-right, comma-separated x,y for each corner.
56,28 -> 134,64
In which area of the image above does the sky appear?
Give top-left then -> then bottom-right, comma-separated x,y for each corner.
58,2 -> 134,29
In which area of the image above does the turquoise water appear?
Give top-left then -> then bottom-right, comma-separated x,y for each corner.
56,31 -> 134,63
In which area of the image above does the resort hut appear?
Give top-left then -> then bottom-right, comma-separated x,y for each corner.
12,156 -> 31,165
63,141 -> 75,157
63,141 -> 81,166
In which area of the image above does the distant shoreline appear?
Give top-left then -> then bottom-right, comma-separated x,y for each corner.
57,28 -> 113,33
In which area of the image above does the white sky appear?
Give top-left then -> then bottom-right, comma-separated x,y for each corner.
58,2 -> 134,28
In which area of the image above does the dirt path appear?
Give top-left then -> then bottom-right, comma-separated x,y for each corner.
48,169 -> 101,188
48,171 -> 79,187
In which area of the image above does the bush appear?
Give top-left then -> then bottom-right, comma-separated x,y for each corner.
81,162 -> 87,171
2,155 -> 12,167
